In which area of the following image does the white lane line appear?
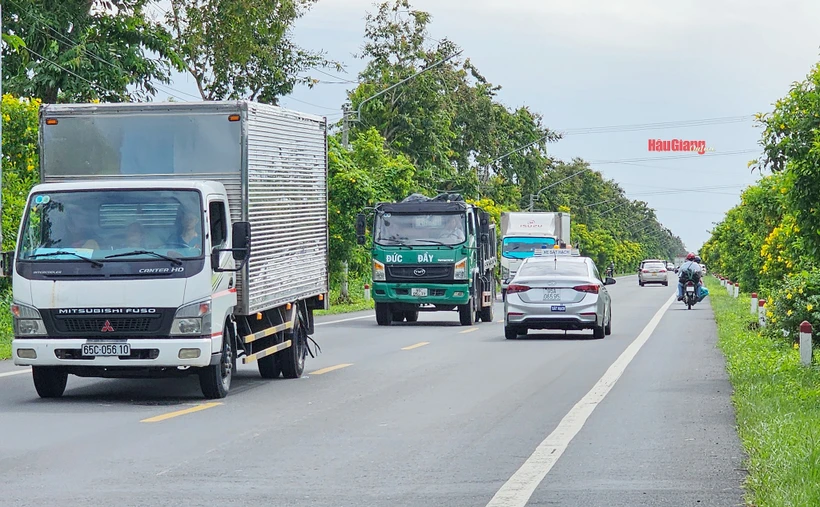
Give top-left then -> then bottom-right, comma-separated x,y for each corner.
485,293 -> 676,507
0,368 -> 31,378
315,314 -> 373,327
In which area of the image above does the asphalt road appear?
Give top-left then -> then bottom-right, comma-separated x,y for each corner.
0,274 -> 746,507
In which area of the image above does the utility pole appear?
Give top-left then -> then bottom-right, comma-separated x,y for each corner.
340,103 -> 351,301
1,3 -> 5,254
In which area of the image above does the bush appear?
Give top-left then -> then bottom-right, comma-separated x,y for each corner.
764,268 -> 820,346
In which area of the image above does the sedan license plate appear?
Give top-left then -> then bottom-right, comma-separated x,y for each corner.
551,305 -> 566,312
81,343 -> 130,357
542,289 -> 560,301
411,288 -> 428,297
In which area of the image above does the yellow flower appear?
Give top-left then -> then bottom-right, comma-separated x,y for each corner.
793,343 -> 799,349
767,310 -> 773,318
807,304 -> 813,312
781,187 -> 787,194
786,293 -> 792,300
787,310 -> 793,316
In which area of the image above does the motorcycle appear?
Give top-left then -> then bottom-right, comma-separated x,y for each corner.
683,280 -> 698,309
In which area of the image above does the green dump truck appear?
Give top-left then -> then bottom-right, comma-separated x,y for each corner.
355,193 -> 497,326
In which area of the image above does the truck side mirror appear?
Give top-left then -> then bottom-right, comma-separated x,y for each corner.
1,251 -> 13,277
480,213 -> 490,235
231,221 -> 251,261
355,213 -> 367,245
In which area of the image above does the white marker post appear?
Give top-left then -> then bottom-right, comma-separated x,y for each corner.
799,321 -> 812,366
750,292 -> 758,315
364,283 -> 371,302
733,282 -> 739,298
758,299 -> 766,328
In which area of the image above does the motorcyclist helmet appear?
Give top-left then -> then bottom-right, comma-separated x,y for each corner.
694,255 -> 701,263
686,252 -> 695,260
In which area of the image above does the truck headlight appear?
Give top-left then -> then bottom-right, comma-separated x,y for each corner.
171,299 -> 212,335
373,260 -> 386,281
11,302 -> 47,336
454,258 -> 467,280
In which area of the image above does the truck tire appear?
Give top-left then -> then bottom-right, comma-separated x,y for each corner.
32,366 -> 68,398
257,347 -> 282,379
375,303 -> 392,326
459,298 -> 475,326
200,323 -> 234,399
405,310 -> 419,322
392,312 -> 405,322
280,315 -> 307,379
479,299 -> 494,323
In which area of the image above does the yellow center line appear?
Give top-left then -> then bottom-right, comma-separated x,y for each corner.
460,327 -> 479,334
141,402 -> 222,423
402,341 -> 430,350
309,363 -> 353,375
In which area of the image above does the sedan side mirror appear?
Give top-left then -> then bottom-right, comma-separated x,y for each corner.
604,277 -> 617,285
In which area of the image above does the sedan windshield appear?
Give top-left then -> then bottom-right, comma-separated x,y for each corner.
18,189 -> 204,261
502,237 -> 557,259
375,212 -> 466,246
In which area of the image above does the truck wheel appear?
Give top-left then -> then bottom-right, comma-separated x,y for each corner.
280,316 -> 307,379
459,299 -> 475,326
375,303 -> 392,326
257,345 -> 282,379
200,324 -> 234,399
479,300 -> 494,323
392,312 -> 405,322
405,310 -> 419,322
32,366 -> 68,398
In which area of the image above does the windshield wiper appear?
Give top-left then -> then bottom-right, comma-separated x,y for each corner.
377,238 -> 414,249
414,239 -> 455,249
27,251 -> 104,268
105,250 -> 183,266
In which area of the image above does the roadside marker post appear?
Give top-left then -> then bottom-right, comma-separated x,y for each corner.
733,282 -> 739,298
751,293 -> 758,315
364,284 -> 371,302
799,321 -> 813,366
758,299 -> 767,328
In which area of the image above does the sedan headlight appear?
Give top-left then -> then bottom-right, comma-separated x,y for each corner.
171,299 -> 212,335
454,258 -> 467,280
11,302 -> 47,336
373,260 -> 386,281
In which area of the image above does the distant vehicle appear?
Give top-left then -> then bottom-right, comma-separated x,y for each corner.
700,263 -> 707,274
639,260 -> 668,286
666,262 -> 675,271
504,251 -> 615,340
500,212 -> 571,299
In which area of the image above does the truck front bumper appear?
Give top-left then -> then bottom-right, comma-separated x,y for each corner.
372,282 -> 471,305
12,338 -> 214,368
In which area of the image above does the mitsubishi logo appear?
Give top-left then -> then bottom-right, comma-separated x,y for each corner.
101,320 -> 115,332
413,268 -> 426,276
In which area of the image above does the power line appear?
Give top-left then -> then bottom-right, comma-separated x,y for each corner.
559,115 -> 754,136
280,96 -> 340,111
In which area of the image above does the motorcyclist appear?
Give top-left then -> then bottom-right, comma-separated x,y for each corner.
676,252 -> 703,301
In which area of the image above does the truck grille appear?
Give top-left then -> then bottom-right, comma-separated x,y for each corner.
60,317 -> 157,333
386,264 -> 453,281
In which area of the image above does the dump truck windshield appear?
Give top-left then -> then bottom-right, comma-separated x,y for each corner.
375,212 -> 466,246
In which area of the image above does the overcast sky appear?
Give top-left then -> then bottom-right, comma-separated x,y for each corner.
160,0 -> 820,252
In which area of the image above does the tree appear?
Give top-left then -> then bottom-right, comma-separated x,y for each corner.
166,0 -> 339,103
2,0 -> 181,103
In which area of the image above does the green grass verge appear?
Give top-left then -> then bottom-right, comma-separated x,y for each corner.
707,276 -> 820,507
0,289 -> 11,360
314,279 -> 375,316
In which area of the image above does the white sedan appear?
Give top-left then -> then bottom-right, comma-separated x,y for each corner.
504,255 -> 615,340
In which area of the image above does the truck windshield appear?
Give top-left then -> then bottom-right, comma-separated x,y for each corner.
375,213 -> 466,246
18,189 -> 204,262
502,237 -> 556,259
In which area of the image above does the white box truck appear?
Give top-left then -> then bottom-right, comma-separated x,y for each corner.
500,212 -> 571,298
1,101 -> 329,399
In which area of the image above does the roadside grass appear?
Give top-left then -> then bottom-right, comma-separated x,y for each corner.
707,276 -> 820,507
315,278 -> 374,316
0,289 -> 11,360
